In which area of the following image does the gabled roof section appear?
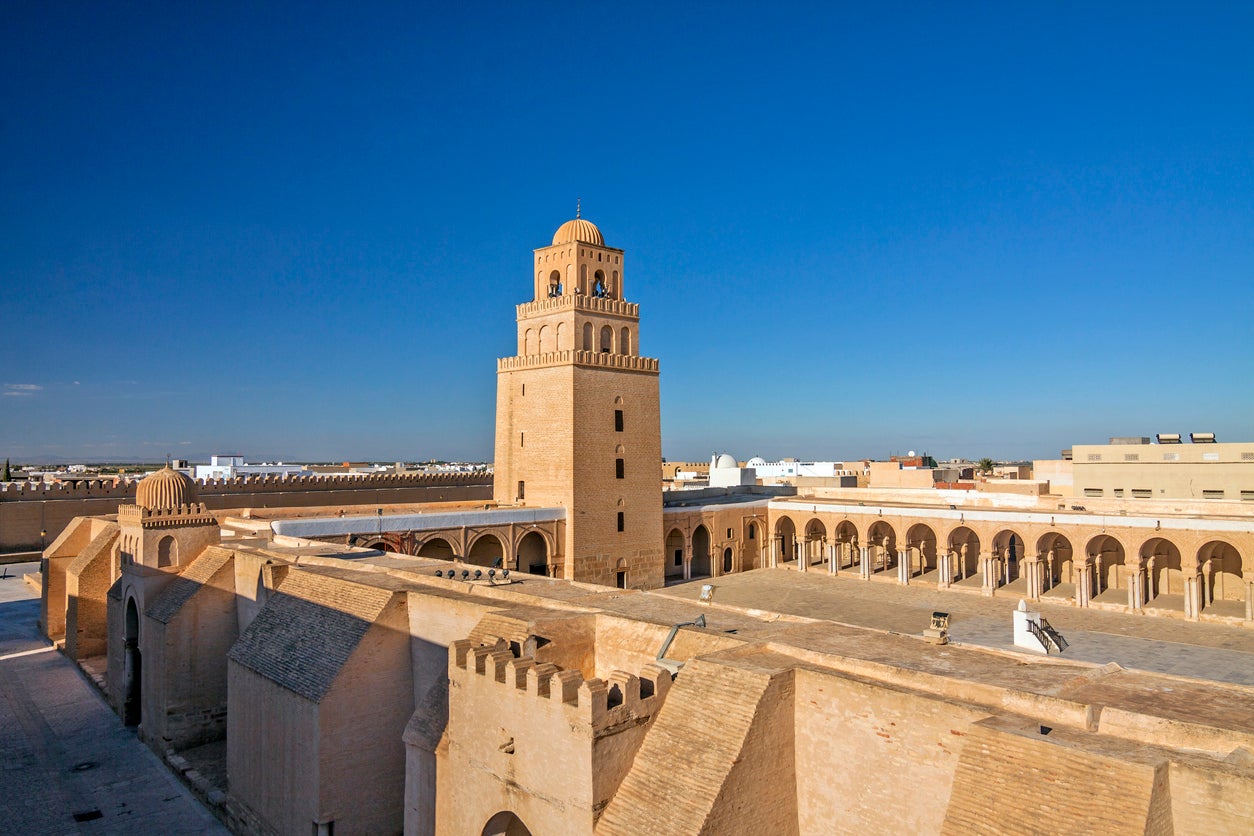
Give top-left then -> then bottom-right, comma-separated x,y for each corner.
146,547 -> 234,624
227,569 -> 398,703
66,523 -> 119,576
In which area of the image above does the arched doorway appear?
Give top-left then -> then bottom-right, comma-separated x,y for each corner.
722,547 -> 733,574
517,530 -> 547,575
948,527 -> 981,582
1086,534 -> 1127,602
665,528 -> 685,580
992,529 -> 1026,588
482,811 -> 532,836
1139,537 -> 1182,608
691,526 -> 712,578
834,520 -> 858,570
1036,532 -> 1075,595
867,521 -> 897,574
468,533 -> 505,568
906,523 -> 937,579
123,596 -> 141,727
1198,540 -> 1244,614
417,537 -> 456,561
775,517 -> 797,566
804,519 -> 826,568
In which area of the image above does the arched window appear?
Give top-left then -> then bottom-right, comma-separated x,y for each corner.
556,322 -> 567,351
580,263 -> 588,294
157,535 -> 177,568
582,322 -> 593,351
600,325 -> 613,353
620,327 -> 631,355
594,269 -> 606,297
548,270 -> 561,297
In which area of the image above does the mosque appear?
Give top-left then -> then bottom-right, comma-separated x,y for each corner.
39,216 -> 1254,834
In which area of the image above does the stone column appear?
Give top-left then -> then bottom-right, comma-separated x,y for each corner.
799,538 -> 808,572
1203,559 -> 1215,606
981,552 -> 995,596
828,542 -> 836,575
1024,556 -> 1041,600
939,550 -> 952,589
859,546 -> 871,580
897,549 -> 910,585
1245,581 -> 1253,622
1077,560 -> 1092,607
1183,572 -> 1202,621
1145,556 -> 1157,600
770,535 -> 780,569
683,535 -> 692,580
1126,559 -> 1144,610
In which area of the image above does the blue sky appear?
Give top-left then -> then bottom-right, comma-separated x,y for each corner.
2,2 -> 1251,463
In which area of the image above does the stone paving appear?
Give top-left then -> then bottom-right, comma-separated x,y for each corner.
661,567 -> 1254,686
0,562 -> 227,835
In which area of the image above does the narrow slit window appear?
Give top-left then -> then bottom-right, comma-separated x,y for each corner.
614,409 -> 624,432
615,458 -> 625,479
617,511 -> 625,532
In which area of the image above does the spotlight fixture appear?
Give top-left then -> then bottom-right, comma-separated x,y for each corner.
474,569 -> 482,579
488,569 -> 496,579
461,570 -> 469,579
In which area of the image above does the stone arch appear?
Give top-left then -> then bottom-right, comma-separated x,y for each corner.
775,516 -> 797,565
722,547 -> 733,574
156,535 -> 177,568
524,328 -> 536,355
991,528 -> 1027,585
906,523 -> 938,577
1036,532 -> 1075,590
833,519 -> 859,570
417,537 -> 456,561
867,520 -> 897,574
580,263 -> 588,293
600,324 -> 613,353
123,596 -> 141,726
556,322 -> 567,351
615,443 -> 626,455
665,527 -> 685,579
1198,540 -> 1244,607
691,525 -> 712,578
516,530 -> 549,575
620,326 -> 631,356
947,526 -> 981,580
467,532 -> 506,568
582,322 -> 593,351
482,811 -> 532,836
804,519 -> 826,567
1085,534 -> 1127,600
538,324 -> 554,354
1138,536 -> 1183,605
612,269 -> 619,294
594,268 -> 606,296
548,269 -> 561,296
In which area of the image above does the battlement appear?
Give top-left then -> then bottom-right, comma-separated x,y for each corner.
0,469 -> 492,501
516,294 -> 639,320
450,639 -> 671,734
497,350 -> 660,375
117,502 -> 216,526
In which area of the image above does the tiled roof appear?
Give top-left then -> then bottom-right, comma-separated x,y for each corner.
227,569 -> 397,703
145,548 -> 233,624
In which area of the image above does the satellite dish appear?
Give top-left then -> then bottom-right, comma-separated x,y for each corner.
908,450 -> 916,457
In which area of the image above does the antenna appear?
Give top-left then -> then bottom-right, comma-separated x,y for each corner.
576,197 -> 581,219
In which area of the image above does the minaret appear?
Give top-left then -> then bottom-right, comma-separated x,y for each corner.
494,214 -> 663,589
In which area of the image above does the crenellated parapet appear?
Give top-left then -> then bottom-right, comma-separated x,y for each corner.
118,502 -> 217,528
516,294 -> 639,320
449,638 -> 671,735
497,350 -> 659,375
0,469 -> 492,501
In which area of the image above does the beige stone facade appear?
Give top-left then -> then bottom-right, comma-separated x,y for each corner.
493,217 -> 663,589
1070,439 -> 1254,501
33,217 -> 1254,835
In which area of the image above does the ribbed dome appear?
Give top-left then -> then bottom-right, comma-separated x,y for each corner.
135,466 -> 198,510
552,218 -> 604,247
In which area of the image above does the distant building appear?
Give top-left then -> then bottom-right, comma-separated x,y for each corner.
1068,435 -> 1253,501
193,455 -> 307,481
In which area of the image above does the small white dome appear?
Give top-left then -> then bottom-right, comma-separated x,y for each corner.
746,456 -> 767,467
714,453 -> 737,469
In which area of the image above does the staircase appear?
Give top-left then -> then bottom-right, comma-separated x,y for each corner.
1039,617 -> 1068,652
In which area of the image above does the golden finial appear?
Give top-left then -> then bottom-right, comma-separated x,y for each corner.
576,198 -> 581,219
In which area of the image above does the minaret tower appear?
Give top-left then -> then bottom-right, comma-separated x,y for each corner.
494,212 -> 663,589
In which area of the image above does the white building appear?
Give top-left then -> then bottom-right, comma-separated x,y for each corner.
193,455 -> 308,481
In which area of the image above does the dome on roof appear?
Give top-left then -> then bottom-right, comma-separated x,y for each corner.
714,453 -> 738,469
135,466 -> 198,510
746,456 -> 768,467
552,218 -> 604,247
